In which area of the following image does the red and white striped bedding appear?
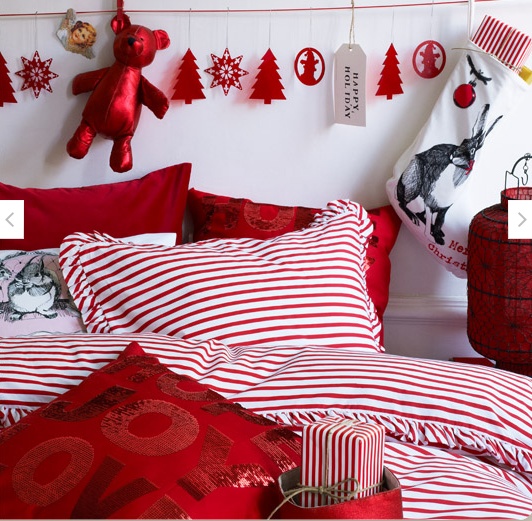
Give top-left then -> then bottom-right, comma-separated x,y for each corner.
1,332 -> 531,519
384,441 -> 532,519
59,200 -> 382,351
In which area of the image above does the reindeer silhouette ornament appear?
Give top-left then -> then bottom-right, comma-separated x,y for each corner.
395,103 -> 502,246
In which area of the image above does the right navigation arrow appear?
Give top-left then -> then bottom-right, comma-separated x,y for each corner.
508,201 -> 532,239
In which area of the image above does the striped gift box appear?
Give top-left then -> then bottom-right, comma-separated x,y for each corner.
472,15 -> 532,72
301,418 -> 385,507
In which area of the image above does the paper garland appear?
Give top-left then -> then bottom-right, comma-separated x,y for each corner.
412,40 -> 446,79
15,51 -> 59,99
294,47 -> 325,86
205,48 -> 249,96
249,48 -> 285,104
171,48 -> 206,104
376,43 -> 404,100
0,52 -> 17,107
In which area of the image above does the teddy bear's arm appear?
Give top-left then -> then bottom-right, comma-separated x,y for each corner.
139,76 -> 169,119
72,68 -> 110,95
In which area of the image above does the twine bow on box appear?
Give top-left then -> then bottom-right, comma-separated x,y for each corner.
268,476 -> 384,519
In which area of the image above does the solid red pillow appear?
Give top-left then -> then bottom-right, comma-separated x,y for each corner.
187,188 -> 401,323
0,164 -> 191,251
0,342 -> 301,519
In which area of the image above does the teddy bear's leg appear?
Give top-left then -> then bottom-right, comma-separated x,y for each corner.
110,135 -> 133,173
66,120 -> 97,159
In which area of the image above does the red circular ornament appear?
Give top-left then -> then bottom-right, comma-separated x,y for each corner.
453,83 -> 476,108
412,40 -> 446,79
294,47 -> 325,86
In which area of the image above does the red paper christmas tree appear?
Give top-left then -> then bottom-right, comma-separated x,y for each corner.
0,52 -> 17,107
171,48 -> 206,104
15,51 -> 59,99
205,48 -> 249,96
376,44 -> 403,100
250,48 -> 285,104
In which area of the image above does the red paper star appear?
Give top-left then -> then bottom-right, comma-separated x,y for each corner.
15,51 -> 59,99
205,48 -> 249,96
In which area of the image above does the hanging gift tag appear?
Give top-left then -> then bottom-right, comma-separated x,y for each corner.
334,43 -> 367,126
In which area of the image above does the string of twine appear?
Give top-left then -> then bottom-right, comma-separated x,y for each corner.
451,46 -> 523,72
267,476 -> 384,519
0,1 -> 502,18
349,0 -> 355,49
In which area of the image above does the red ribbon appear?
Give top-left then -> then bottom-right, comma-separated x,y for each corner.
116,0 -> 125,21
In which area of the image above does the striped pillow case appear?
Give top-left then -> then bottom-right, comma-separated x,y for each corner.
60,200 -> 383,351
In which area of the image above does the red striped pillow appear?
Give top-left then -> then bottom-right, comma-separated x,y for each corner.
60,200 -> 383,351
186,188 -> 402,337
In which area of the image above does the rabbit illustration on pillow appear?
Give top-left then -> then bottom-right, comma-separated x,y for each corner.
395,103 -> 502,246
7,256 -> 60,321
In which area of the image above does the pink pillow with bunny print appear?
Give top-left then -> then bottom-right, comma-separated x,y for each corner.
0,250 -> 85,337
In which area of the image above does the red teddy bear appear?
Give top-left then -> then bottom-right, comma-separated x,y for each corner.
67,15 -> 170,172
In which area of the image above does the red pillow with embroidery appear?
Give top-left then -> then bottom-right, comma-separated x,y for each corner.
187,188 -> 401,324
0,164 -> 191,251
0,342 -> 301,519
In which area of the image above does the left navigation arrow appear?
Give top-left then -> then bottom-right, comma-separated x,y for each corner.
0,201 -> 24,239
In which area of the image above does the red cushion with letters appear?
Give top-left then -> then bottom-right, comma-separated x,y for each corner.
0,164 -> 191,251
0,342 -> 301,519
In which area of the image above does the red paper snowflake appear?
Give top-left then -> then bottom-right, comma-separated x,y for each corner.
205,48 -> 248,96
15,51 -> 59,99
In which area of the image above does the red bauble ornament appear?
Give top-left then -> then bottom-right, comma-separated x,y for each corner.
412,40 -> 446,79
453,82 -> 476,108
205,48 -> 249,96
249,48 -> 285,104
294,47 -> 325,86
15,51 -> 59,99
453,54 -> 492,109
171,48 -> 206,104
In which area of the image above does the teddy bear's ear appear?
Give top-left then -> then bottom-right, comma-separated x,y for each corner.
110,13 -> 131,35
153,30 -> 171,51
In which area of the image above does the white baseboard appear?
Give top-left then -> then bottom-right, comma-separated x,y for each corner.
382,295 -> 475,359
384,295 -> 467,325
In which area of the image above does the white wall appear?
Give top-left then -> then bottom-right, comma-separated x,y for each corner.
0,0 -> 531,359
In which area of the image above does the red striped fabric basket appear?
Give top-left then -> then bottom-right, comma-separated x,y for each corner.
472,15 -> 532,72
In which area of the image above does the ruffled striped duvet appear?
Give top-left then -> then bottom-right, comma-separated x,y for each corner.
1,332 -> 531,519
